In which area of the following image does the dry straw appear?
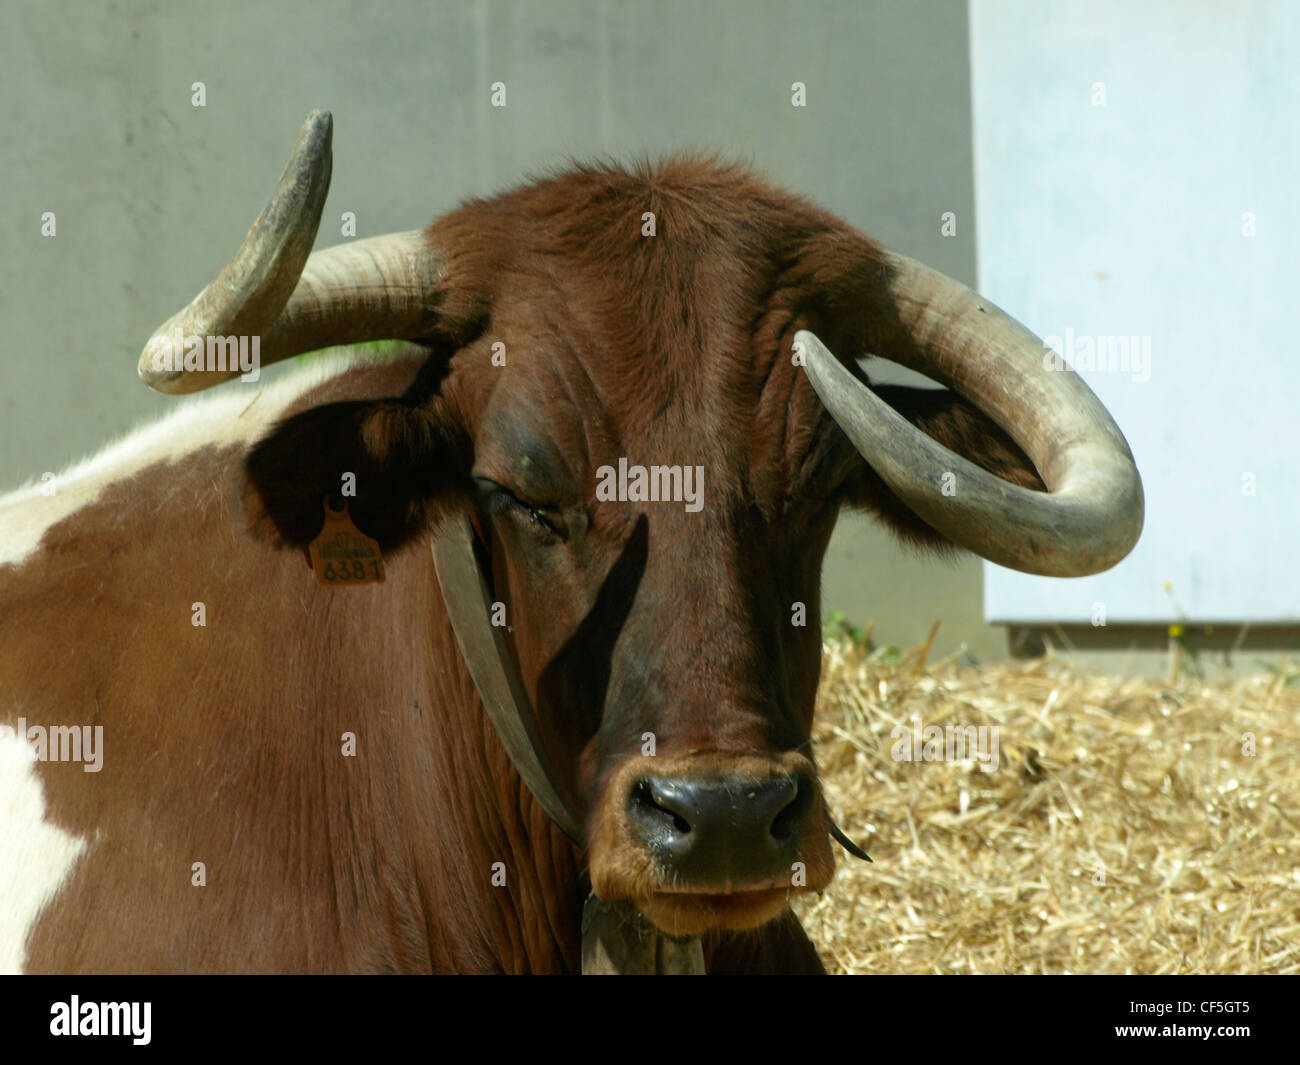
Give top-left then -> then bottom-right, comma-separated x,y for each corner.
795,629 -> 1300,974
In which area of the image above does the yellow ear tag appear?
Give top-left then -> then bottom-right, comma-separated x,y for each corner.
307,499 -> 386,587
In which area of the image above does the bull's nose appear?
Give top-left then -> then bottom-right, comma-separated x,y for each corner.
627,773 -> 812,888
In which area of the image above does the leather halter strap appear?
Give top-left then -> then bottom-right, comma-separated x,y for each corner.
430,512 -> 584,843
430,513 -> 705,973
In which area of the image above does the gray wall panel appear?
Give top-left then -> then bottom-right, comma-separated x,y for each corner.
0,0 -> 999,656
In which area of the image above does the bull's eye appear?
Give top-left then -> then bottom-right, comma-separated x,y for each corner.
474,476 -> 562,541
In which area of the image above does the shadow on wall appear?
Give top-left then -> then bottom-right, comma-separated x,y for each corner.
1009,623 -> 1300,680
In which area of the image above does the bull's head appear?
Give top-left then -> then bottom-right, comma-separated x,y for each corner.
139,114 -> 1143,941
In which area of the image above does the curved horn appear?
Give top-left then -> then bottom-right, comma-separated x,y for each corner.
138,111 -> 442,395
797,253 -> 1144,577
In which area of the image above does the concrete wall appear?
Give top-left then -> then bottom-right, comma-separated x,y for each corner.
972,0 -> 1300,629
967,0 -> 1300,671
0,0 -> 1005,659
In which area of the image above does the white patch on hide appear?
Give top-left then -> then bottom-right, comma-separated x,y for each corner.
0,348 -> 408,568
0,725 -> 89,974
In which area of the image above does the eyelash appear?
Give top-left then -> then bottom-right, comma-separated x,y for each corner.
482,482 -> 558,536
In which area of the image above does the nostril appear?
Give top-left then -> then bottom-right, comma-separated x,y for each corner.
626,772 -> 816,883
768,775 -> 811,844
631,778 -> 692,836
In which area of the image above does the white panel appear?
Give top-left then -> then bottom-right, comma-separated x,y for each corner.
971,0 -> 1298,624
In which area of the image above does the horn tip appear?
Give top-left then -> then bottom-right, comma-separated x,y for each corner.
291,110 -> 333,164
303,109 -> 333,136
137,355 -> 203,395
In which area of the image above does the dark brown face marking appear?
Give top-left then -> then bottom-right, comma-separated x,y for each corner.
236,160 -> 1043,938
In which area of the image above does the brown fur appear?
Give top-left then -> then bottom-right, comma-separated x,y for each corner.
3,158 -> 1043,973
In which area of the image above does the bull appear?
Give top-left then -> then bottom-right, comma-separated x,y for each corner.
0,113 -> 1142,973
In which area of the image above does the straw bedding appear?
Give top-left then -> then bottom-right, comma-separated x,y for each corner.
794,630 -> 1300,974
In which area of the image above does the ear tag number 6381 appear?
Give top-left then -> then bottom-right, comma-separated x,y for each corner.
307,498 -> 386,586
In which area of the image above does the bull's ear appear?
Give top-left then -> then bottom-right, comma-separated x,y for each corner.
243,398 -> 464,550
841,384 -> 1045,550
